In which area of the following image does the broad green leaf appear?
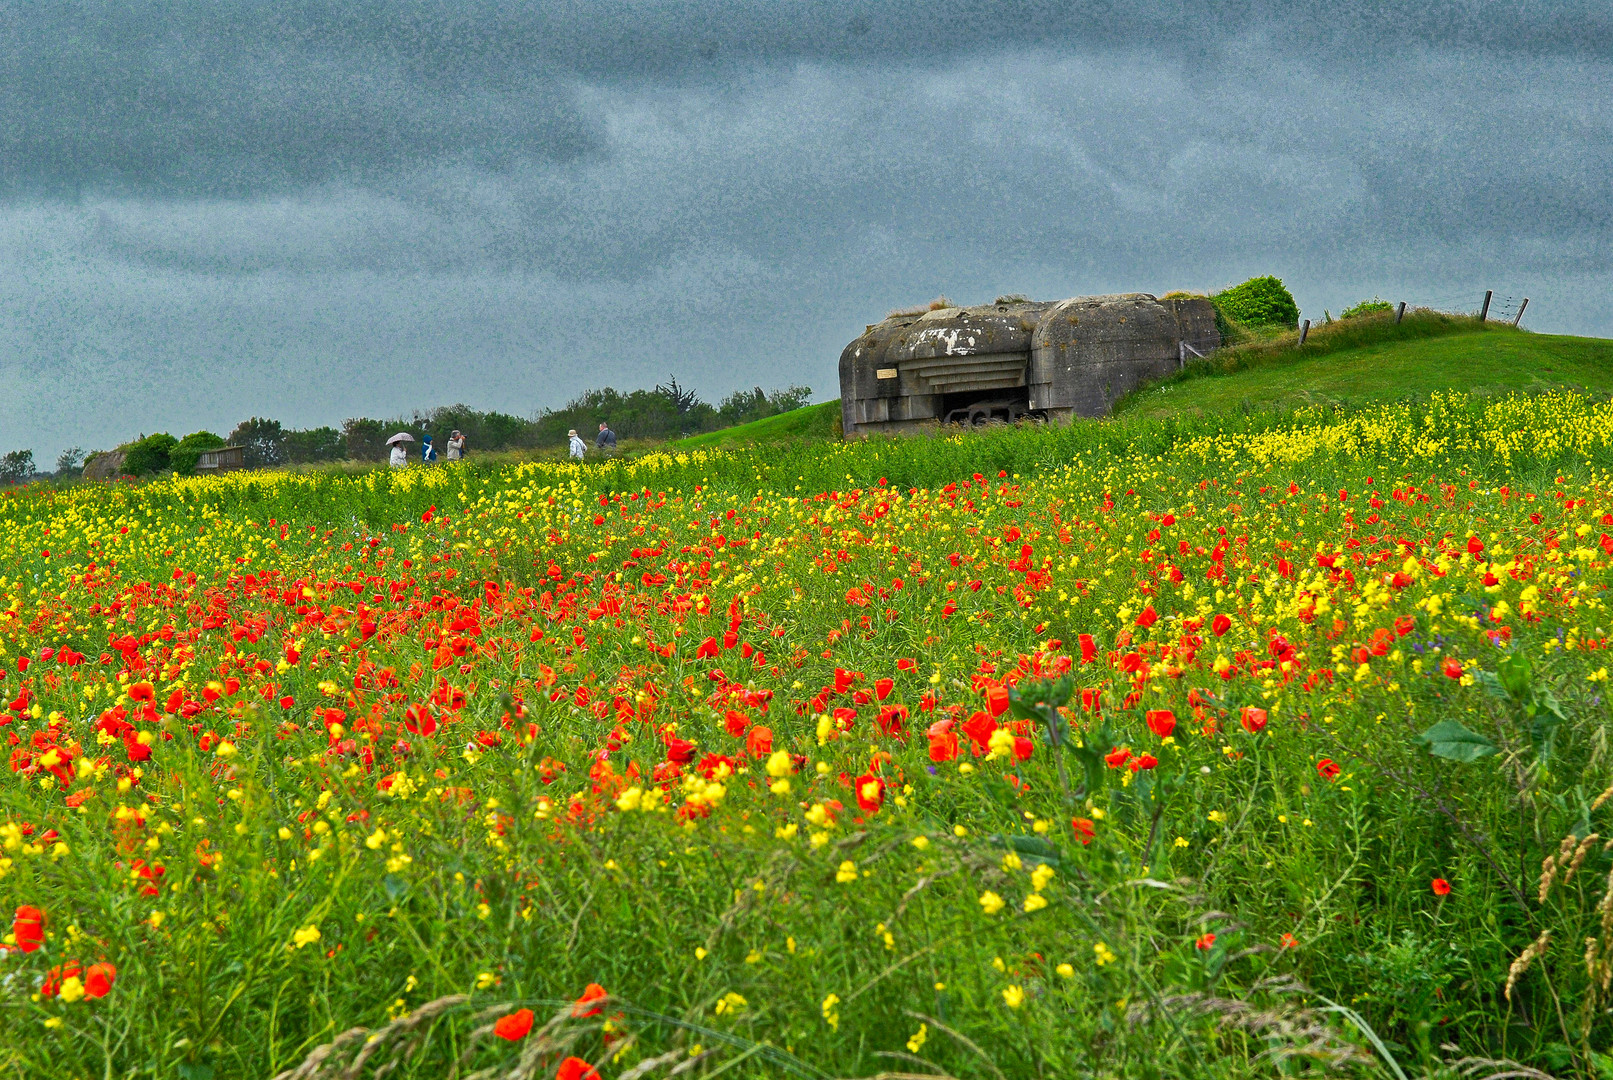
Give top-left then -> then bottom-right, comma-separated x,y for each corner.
1473,670 -> 1510,701
1496,651 -> 1533,699
1415,719 -> 1499,762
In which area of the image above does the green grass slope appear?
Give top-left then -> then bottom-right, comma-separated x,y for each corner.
669,399 -> 840,448
1119,319 -> 1613,419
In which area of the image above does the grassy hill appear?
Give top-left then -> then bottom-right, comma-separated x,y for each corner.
1118,315 -> 1613,419
669,399 -> 840,448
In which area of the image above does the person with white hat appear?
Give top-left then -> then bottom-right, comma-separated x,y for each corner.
567,429 -> 586,462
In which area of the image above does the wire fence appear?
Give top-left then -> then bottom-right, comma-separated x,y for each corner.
1351,290 -> 1531,327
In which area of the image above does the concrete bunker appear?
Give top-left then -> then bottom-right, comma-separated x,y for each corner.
838,292 -> 1218,438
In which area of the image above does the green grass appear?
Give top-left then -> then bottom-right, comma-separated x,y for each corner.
1119,319 -> 1613,419
669,401 -> 841,449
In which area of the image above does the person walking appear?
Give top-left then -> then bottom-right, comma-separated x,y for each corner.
595,421 -> 617,452
389,441 -> 408,468
446,430 -> 465,460
567,429 -> 586,462
421,435 -> 438,464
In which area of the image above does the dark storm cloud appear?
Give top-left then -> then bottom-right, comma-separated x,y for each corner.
3,1 -> 1610,197
1,2 -> 1610,465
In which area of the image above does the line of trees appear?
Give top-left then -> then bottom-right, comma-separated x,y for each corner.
10,380 -> 813,482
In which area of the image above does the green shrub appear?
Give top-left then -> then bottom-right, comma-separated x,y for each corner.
1211,275 -> 1300,334
120,433 -> 178,475
1341,297 -> 1394,319
169,431 -> 226,476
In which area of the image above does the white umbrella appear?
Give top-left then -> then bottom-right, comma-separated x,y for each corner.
385,432 -> 415,446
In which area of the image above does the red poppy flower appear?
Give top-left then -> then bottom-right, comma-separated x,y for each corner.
1239,707 -> 1267,734
962,711 -> 997,753
1012,736 -> 1033,762
927,729 -> 959,762
854,773 -> 884,812
493,1008 -> 534,1041
1442,658 -> 1463,679
1071,817 -> 1095,845
12,905 -> 45,953
84,962 -> 116,999
694,637 -> 719,659
572,982 -> 609,1017
1079,634 -> 1097,663
1130,753 -> 1159,771
1280,933 -> 1298,949
1211,614 -> 1231,637
1144,709 -> 1176,739
745,726 -> 773,758
874,677 -> 894,702
1104,746 -> 1132,769
1431,878 -> 1451,896
984,686 -> 1009,718
1316,758 -> 1341,781
1195,932 -> 1216,950
663,734 -> 696,765
1135,606 -> 1158,629
555,1058 -> 598,1080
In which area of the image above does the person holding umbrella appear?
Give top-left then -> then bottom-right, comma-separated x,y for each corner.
386,432 -> 414,468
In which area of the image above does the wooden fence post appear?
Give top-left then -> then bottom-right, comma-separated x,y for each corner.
1395,301 -> 1406,324
1479,290 -> 1492,321
1298,319 -> 1310,344
1512,298 -> 1529,327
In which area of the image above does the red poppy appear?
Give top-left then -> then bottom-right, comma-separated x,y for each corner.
1135,606 -> 1158,629
984,686 -> 1009,718
12,905 -> 45,953
84,962 -> 116,999
1071,817 -> 1095,845
854,773 -> 884,812
723,710 -> 749,737
1280,933 -> 1298,949
1144,709 -> 1176,739
1442,658 -> 1463,679
1079,634 -> 1097,663
572,982 -> 609,1017
663,733 -> 696,765
1195,932 -> 1216,950
962,711 -> 997,753
1239,707 -> 1267,734
493,1008 -> 534,1041
927,729 -> 959,762
874,677 -> 894,702
1012,736 -> 1033,762
1129,753 -> 1159,771
1104,746 -> 1132,769
1431,878 -> 1451,896
1316,758 -> 1341,781
745,726 -> 773,758
555,1058 -> 598,1080
694,637 -> 719,659
1211,614 -> 1231,637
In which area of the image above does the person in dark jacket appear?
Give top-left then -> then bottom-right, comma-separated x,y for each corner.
596,422 -> 617,451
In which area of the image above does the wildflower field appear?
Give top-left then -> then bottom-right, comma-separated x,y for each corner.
4,393 -> 1613,1080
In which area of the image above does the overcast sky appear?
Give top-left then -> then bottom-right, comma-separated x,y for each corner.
2,1 -> 1609,463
